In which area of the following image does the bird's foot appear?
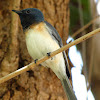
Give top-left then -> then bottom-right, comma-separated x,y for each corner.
47,52 -> 53,60
47,52 -> 51,57
34,59 -> 38,64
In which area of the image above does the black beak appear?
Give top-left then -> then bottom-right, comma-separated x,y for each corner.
12,10 -> 22,14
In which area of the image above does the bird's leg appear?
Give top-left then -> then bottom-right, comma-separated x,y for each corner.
34,59 -> 38,64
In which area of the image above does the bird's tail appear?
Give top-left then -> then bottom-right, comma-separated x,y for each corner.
61,76 -> 77,100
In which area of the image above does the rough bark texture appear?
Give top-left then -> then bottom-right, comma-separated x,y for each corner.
0,0 -> 69,100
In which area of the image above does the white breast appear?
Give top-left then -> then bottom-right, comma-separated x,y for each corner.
25,27 -> 60,59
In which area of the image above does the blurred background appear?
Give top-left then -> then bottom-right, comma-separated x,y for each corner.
0,0 -> 99,100
69,0 -> 100,100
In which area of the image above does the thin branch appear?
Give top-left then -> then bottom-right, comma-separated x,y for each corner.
0,28 -> 100,84
71,16 -> 100,38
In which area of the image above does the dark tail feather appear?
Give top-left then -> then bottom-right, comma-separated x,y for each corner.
61,76 -> 77,100
63,51 -> 70,78
66,65 -> 70,78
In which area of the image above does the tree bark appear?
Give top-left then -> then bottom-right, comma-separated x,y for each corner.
0,0 -> 69,100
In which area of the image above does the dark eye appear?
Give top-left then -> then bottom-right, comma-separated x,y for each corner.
26,10 -> 30,14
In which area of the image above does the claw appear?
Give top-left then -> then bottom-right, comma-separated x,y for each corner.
47,52 -> 53,60
51,57 -> 53,60
47,52 -> 51,57
34,59 -> 38,64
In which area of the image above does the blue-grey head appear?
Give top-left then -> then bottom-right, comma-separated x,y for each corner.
12,8 -> 44,30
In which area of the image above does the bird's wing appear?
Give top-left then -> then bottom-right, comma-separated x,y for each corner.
44,21 -> 70,78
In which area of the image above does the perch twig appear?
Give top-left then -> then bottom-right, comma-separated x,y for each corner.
71,16 -> 100,38
0,28 -> 100,84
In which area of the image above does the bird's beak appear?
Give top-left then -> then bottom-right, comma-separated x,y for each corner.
12,10 -> 22,14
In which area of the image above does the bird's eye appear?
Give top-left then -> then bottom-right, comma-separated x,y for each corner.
26,10 -> 30,14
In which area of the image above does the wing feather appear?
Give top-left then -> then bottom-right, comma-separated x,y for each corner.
45,21 -> 70,78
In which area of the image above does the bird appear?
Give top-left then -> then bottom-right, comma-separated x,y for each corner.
12,8 -> 77,100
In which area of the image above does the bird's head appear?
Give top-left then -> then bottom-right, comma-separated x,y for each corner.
12,8 -> 44,30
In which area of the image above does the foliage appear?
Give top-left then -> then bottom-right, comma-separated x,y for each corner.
69,0 -> 91,35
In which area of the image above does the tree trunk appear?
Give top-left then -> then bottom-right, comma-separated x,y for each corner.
0,0 -> 69,100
